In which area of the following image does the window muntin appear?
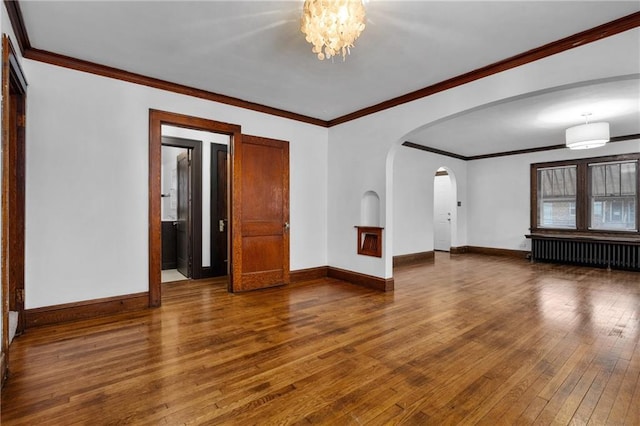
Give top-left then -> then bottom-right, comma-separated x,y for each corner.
537,166 -> 576,229
589,161 -> 637,231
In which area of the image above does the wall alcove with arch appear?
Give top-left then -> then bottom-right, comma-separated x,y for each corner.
357,191 -> 383,257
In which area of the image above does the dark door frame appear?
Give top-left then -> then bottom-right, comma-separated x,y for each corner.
1,35 -> 27,385
161,136 -> 202,279
149,110 -> 241,307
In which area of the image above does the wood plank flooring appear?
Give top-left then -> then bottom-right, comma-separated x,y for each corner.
1,253 -> 639,425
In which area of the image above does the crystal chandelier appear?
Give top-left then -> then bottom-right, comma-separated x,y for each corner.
301,0 -> 366,61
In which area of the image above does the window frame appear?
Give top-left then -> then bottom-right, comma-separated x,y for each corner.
530,153 -> 640,237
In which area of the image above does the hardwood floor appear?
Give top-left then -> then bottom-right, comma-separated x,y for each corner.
1,253 -> 639,425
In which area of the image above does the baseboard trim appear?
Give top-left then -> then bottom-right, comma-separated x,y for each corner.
450,246 -> 468,254
290,266 -> 329,283
25,292 -> 149,328
393,251 -> 435,268
451,245 -> 528,258
328,267 -> 394,292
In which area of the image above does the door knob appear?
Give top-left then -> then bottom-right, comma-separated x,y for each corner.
284,222 -> 290,230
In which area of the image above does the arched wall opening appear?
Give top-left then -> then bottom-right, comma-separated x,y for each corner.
387,143 -> 466,276
330,32 -> 637,281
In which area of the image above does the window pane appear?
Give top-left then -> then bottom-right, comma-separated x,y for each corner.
590,161 -> 637,231
541,201 -> 576,228
621,163 -> 636,195
605,164 -> 620,195
552,169 -> 564,196
541,169 -> 553,197
537,166 -> 576,229
591,165 -> 606,196
565,167 -> 576,196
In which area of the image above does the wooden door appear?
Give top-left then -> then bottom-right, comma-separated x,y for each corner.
231,135 -> 289,292
176,151 -> 191,278
211,143 -> 228,277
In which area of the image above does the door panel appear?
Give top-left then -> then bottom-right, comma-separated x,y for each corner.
232,135 -> 289,292
176,151 -> 191,278
242,236 -> 284,272
435,212 -> 451,251
211,144 -> 228,277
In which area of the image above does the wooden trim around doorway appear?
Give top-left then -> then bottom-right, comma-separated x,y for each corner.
149,110 -> 241,307
0,352 -> 5,384
1,35 -> 27,385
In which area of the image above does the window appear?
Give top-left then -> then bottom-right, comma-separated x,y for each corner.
590,161 -> 636,231
531,154 -> 640,236
537,166 -> 576,228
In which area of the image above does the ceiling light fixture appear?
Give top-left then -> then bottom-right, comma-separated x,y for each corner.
565,113 -> 610,150
301,0 -> 366,61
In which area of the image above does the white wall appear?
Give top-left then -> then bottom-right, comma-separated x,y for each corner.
467,138 -> 640,251
24,59 -> 328,309
328,29 -> 639,279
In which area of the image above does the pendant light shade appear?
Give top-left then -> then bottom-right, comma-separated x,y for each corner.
565,121 -> 609,150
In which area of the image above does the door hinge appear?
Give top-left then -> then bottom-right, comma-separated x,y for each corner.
17,114 -> 26,128
16,288 -> 24,303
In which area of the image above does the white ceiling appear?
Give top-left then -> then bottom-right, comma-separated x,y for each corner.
17,1 -> 640,155
408,76 -> 640,157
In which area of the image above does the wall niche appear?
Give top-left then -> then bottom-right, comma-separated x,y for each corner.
357,191 -> 383,257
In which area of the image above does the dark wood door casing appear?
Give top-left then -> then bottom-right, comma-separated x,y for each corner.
176,151 -> 191,278
232,135 -> 290,292
1,35 -> 27,385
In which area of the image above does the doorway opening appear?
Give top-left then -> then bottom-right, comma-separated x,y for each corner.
160,126 -> 230,284
161,143 -> 194,282
149,110 -> 241,307
433,168 -> 456,252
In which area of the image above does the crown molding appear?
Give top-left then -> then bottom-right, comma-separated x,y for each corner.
328,11 -> 640,126
4,1 -> 640,128
23,48 -> 329,127
403,134 -> 640,161
3,0 -> 29,55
